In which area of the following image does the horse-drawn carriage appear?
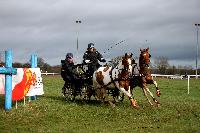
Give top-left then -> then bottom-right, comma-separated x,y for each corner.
61,48 -> 161,108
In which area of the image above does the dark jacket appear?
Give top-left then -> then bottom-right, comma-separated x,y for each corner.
83,49 -> 104,65
83,49 -> 105,75
61,60 -> 77,82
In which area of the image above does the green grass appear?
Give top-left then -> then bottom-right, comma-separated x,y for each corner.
0,76 -> 200,133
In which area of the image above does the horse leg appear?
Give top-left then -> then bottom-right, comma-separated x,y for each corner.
95,88 -> 104,102
102,87 -> 115,108
144,85 -> 160,107
128,86 -> 139,108
96,87 -> 115,108
142,86 -> 153,106
153,80 -> 161,97
128,86 -> 131,95
118,86 -> 139,108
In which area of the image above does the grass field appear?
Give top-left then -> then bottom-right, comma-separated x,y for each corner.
0,76 -> 200,132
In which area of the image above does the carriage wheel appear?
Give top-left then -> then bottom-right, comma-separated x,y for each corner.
112,89 -> 125,102
81,85 -> 93,102
117,91 -> 125,102
64,84 -> 75,101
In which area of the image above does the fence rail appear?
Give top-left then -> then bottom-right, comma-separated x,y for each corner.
41,72 -> 59,75
151,74 -> 200,79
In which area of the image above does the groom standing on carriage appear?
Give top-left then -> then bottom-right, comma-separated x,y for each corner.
83,43 -> 106,77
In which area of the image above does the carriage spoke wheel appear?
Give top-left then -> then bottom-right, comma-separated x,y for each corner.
112,89 -> 125,102
81,86 -> 92,102
64,85 -> 75,101
117,91 -> 125,102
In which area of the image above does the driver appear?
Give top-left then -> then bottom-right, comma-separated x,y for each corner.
83,43 -> 106,76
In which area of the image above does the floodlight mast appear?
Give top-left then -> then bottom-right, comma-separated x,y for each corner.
195,23 -> 200,79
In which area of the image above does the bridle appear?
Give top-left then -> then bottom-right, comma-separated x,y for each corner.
139,52 -> 151,68
122,53 -> 133,72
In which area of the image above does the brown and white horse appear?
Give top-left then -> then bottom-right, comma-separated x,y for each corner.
93,53 -> 138,108
130,47 -> 161,107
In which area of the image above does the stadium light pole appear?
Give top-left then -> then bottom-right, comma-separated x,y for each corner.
195,23 -> 200,79
76,20 -> 82,52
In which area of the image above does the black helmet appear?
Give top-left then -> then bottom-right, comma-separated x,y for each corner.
66,53 -> 73,58
88,43 -> 95,49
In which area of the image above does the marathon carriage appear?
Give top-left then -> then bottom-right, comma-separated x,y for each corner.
61,62 -> 92,102
61,60 -> 125,102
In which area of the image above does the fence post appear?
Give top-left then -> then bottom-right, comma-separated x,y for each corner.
30,54 -> 37,100
5,50 -> 13,110
187,76 -> 190,94
0,50 -> 17,110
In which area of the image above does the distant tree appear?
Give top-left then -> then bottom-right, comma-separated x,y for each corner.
43,63 -> 52,72
13,62 -> 23,68
177,65 -> 194,75
154,56 -> 169,74
111,55 -> 123,67
34,57 -> 51,72
22,62 -> 31,68
51,65 -> 61,73
37,57 -> 46,68
172,65 -> 176,74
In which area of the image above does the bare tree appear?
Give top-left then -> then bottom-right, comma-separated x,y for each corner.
111,55 -> 123,67
154,56 -> 169,74
37,57 -> 46,68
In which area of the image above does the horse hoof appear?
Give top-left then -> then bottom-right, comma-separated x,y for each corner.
108,101 -> 116,108
130,99 -> 139,109
156,103 -> 161,107
111,104 -> 116,108
156,90 -> 161,97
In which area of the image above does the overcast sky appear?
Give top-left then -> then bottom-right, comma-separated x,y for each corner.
0,0 -> 200,67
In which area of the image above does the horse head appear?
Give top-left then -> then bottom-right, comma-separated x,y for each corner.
139,47 -> 151,67
122,53 -> 135,73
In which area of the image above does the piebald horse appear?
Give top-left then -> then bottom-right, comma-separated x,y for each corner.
93,53 -> 138,108
130,48 -> 161,107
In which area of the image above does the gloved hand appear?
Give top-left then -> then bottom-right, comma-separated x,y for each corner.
101,59 -> 106,62
84,60 -> 91,63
